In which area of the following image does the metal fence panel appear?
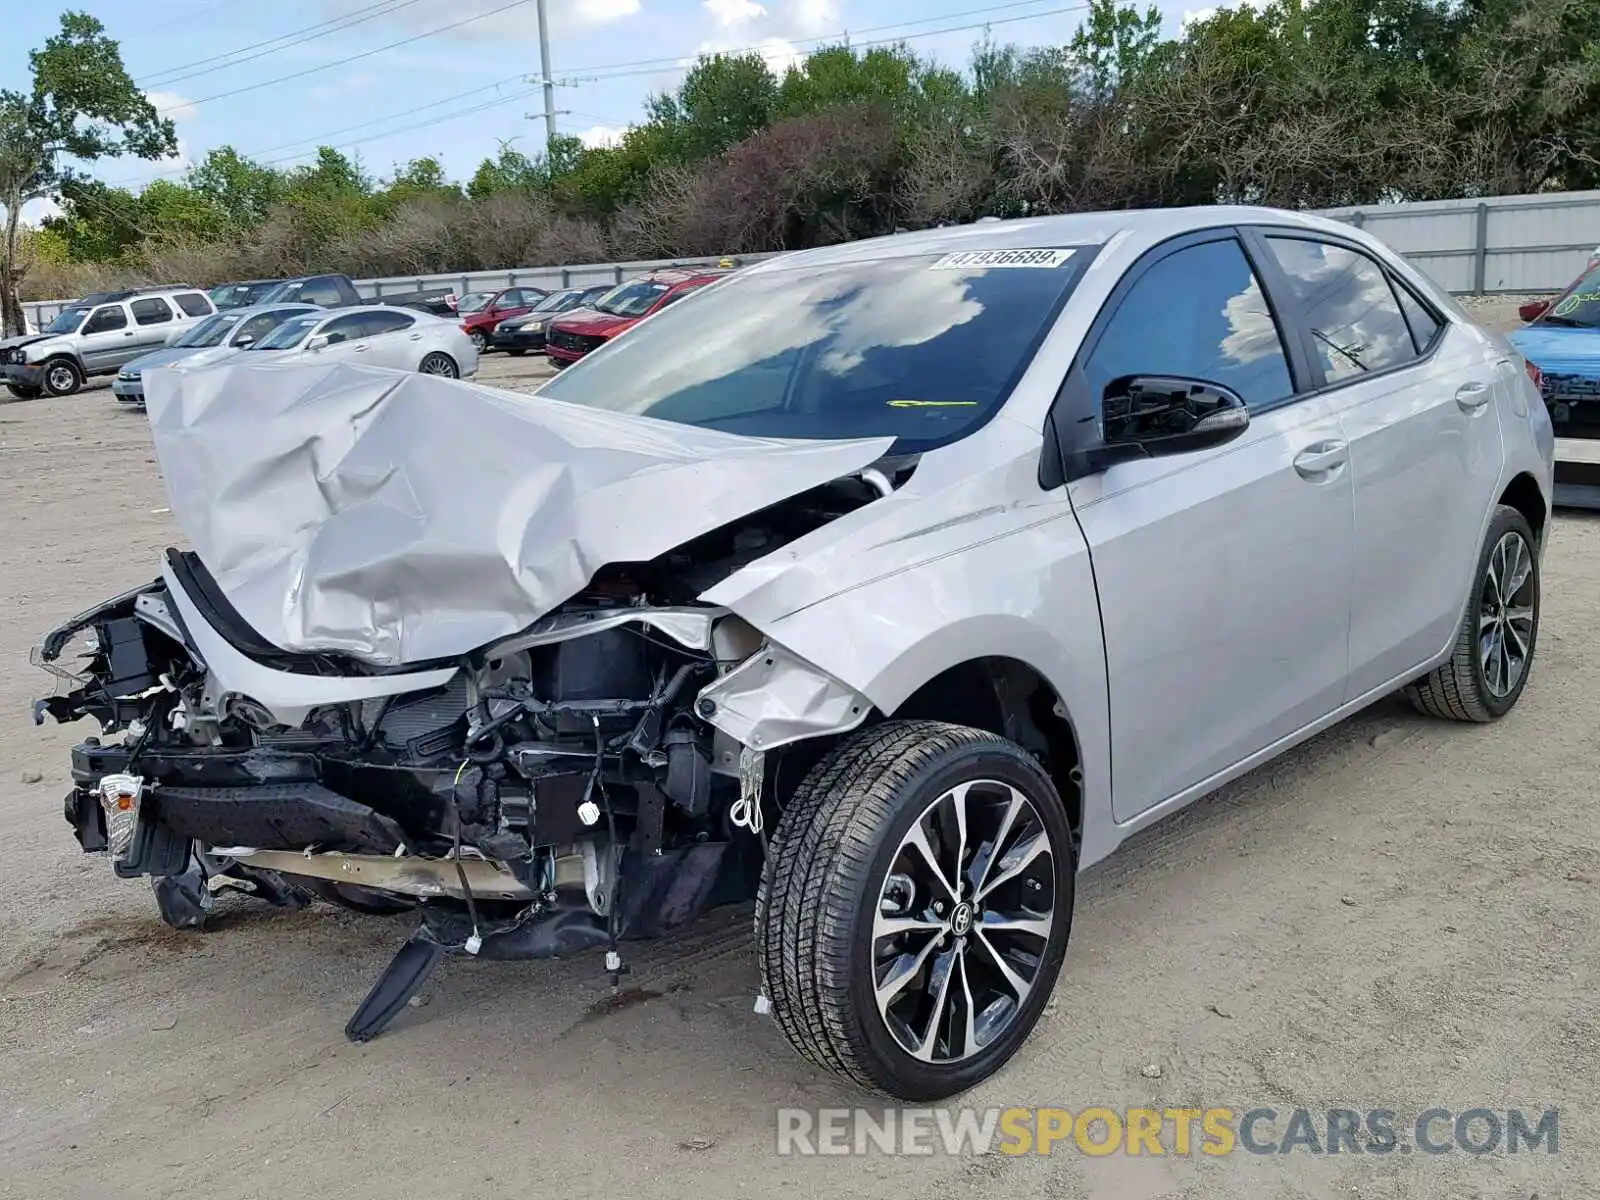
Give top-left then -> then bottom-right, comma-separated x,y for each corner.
23,190 -> 1600,329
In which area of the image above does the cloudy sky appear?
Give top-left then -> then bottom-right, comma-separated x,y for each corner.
6,0 -> 1211,223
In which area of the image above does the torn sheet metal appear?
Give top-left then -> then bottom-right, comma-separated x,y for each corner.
141,359 -> 893,666
696,641 -> 873,751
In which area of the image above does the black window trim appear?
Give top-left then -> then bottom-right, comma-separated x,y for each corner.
1240,224 -> 1449,399
85,303 -> 129,333
1043,226 -> 1313,488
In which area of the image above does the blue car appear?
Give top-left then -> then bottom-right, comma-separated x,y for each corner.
1509,262 -> 1600,438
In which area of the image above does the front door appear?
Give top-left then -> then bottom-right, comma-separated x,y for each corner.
77,304 -> 136,371
127,296 -> 177,362
1065,233 -> 1357,822
1252,231 -> 1508,698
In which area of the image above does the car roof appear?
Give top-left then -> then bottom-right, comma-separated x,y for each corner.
639,267 -> 729,286
216,302 -> 321,319
740,206 -> 1354,275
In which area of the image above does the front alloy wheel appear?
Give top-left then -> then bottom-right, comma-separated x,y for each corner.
758,720 -> 1075,1100
469,330 -> 488,353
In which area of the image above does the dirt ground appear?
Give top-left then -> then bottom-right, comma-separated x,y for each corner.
3,312 -> 1597,1200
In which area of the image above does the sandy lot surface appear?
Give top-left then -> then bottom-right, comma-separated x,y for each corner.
3,321 -> 1597,1200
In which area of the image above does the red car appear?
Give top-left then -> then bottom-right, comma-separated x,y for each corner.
544,269 -> 730,367
459,286 -> 548,353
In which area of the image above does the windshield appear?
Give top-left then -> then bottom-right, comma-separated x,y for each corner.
536,249 -> 1091,452
251,314 -> 321,350
212,283 -> 273,309
46,307 -> 89,334
534,289 -> 580,313
456,291 -> 495,314
1538,264 -> 1600,329
594,280 -> 670,317
174,313 -> 241,348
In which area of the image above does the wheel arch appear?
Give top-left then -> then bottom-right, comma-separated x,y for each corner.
1497,471 -> 1547,547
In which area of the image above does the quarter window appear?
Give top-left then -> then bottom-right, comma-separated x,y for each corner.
1085,238 -> 1295,411
1393,282 -> 1443,353
130,297 -> 174,325
174,292 -> 214,317
1265,237 -> 1417,383
354,309 -> 415,337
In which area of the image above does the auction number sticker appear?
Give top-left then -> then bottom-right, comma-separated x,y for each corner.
931,248 -> 1076,270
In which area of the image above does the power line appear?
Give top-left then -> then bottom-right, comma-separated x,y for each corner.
557,0 -> 1088,80
139,0 -> 431,89
154,0 -> 541,114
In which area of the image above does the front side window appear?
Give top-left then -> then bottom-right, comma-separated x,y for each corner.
131,297 -> 174,325
1265,237 -> 1417,383
252,314 -> 321,350
1085,239 -> 1295,412
320,313 -> 369,344
537,249 -> 1091,452
174,292 -> 214,317
233,311 -> 300,344
353,309 -> 415,337
83,305 -> 128,334
593,280 -> 670,317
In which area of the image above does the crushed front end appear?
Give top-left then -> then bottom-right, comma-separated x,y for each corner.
33,537 -> 874,1039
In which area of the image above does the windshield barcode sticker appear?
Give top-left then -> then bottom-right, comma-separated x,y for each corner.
930,248 -> 1076,270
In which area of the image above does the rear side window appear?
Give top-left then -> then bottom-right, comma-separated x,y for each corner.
1264,237 -> 1417,383
1394,282 -> 1443,353
131,297 -> 174,325
1085,238 -> 1295,411
174,292 -> 213,317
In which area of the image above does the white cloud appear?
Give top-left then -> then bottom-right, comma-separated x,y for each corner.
1180,0 -> 1267,27
146,89 -> 197,122
577,124 -> 626,148
788,0 -> 839,36
704,0 -> 765,27
21,196 -> 63,226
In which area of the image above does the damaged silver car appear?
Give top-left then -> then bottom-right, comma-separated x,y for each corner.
34,208 -> 1553,1100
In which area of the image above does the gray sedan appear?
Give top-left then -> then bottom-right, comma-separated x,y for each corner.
112,304 -> 320,407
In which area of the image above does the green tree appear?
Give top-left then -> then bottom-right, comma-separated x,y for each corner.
43,177 -> 148,261
185,146 -> 285,233
0,12 -> 175,334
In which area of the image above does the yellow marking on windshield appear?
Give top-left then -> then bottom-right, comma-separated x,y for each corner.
887,399 -> 979,408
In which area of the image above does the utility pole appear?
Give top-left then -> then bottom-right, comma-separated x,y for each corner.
535,0 -> 557,149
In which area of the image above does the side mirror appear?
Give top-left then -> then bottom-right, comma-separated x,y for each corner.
1099,375 -> 1251,462
233,335 -> 255,349
1519,299 -> 1551,323
306,333 -> 330,352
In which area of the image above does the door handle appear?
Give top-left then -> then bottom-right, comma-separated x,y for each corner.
352,344 -> 369,352
123,331 -> 134,337
1455,381 -> 1491,411
409,332 -> 422,341
1293,440 -> 1348,478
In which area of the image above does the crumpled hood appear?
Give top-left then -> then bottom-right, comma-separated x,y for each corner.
142,357 -> 893,667
1509,324 -> 1600,376
0,333 -> 55,357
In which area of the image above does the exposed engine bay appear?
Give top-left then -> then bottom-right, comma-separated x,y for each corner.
33,472 -> 897,1040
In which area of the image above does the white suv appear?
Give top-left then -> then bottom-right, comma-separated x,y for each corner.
0,286 -> 217,398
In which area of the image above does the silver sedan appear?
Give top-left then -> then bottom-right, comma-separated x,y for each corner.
242,305 -> 478,377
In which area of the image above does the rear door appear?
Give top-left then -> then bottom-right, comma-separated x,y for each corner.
350,308 -> 422,369
128,297 -> 177,359
1064,231 -> 1357,822
1250,229 -> 1506,700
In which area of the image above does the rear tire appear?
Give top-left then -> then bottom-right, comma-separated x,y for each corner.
1405,504 -> 1540,722
756,720 -> 1075,1100
418,352 -> 459,378
41,358 -> 83,397
5,383 -> 42,400
506,348 -> 526,357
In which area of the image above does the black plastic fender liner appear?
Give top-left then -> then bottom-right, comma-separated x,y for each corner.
153,782 -> 408,854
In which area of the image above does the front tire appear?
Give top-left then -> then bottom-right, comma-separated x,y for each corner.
757,720 -> 1075,1100
418,352 -> 459,378
469,330 -> 489,353
41,358 -> 83,397
5,383 -> 42,400
1405,504 -> 1541,722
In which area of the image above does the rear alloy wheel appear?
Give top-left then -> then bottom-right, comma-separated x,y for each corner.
757,720 -> 1075,1100
418,352 -> 459,378
469,330 -> 489,353
1405,503 -> 1540,721
41,358 -> 83,397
